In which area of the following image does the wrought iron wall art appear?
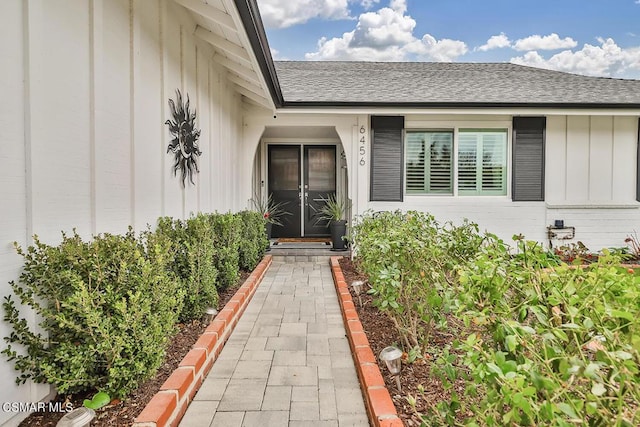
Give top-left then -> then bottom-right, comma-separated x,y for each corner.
165,89 -> 202,187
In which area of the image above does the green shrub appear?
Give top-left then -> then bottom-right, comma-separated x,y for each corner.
155,215 -> 218,321
207,213 -> 241,289
237,210 -> 268,271
434,238 -> 640,426
2,229 -> 183,398
352,211 -> 483,352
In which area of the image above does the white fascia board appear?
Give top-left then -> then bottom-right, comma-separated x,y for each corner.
274,107 -> 640,116
220,0 -> 275,109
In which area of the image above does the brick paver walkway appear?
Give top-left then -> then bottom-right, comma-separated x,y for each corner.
180,260 -> 369,427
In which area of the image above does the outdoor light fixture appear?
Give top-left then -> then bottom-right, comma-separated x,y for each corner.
204,307 -> 218,324
379,346 -> 403,392
351,280 -> 364,306
56,407 -> 95,427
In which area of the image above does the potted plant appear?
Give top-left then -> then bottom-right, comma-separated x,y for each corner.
251,193 -> 291,240
318,194 -> 350,251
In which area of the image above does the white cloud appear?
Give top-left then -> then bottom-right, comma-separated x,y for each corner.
257,0 -> 351,29
476,33 -> 511,51
405,35 -> 468,61
511,38 -> 640,78
305,0 -> 467,61
359,0 -> 381,9
389,0 -> 407,14
513,33 -> 577,51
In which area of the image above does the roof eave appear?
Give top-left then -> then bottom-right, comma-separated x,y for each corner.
234,0 -> 284,108
280,101 -> 640,109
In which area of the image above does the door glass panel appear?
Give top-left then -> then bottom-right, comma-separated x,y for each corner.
270,147 -> 299,191
307,147 -> 336,191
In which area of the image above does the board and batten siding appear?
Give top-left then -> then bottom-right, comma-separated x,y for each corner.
545,115 -> 640,250
0,1 -> 243,424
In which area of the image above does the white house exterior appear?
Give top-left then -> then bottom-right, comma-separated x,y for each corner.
1,0 -> 639,424
244,59 -> 640,250
0,0 -> 273,424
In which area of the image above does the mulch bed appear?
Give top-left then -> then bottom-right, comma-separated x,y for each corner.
19,271 -> 250,427
338,257 -> 474,427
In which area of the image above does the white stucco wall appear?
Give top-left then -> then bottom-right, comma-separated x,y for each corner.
0,0 -> 243,424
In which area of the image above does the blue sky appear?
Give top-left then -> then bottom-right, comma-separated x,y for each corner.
255,0 -> 640,79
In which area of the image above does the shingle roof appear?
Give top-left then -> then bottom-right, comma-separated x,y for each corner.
273,61 -> 640,107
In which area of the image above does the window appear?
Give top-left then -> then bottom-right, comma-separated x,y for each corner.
458,129 -> 507,195
405,129 -> 508,196
406,131 -> 453,194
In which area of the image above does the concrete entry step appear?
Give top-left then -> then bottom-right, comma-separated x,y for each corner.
268,242 -> 350,264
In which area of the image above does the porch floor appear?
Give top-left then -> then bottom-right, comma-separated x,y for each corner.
179,259 -> 368,426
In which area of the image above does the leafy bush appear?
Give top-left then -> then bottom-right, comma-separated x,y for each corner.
237,210 -> 268,271
436,238 -> 640,426
155,215 -> 218,321
2,230 -> 183,398
207,213 -> 241,289
352,210 -> 483,352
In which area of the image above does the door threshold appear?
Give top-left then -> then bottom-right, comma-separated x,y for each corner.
275,237 -> 331,244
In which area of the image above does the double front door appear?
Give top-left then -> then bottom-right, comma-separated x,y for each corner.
268,145 -> 337,238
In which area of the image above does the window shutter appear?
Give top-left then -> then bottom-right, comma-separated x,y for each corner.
512,117 -> 545,201
371,116 -> 404,201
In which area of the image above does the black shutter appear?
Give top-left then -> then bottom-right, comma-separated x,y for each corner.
370,116 -> 404,201
512,117 -> 545,201
636,118 -> 640,202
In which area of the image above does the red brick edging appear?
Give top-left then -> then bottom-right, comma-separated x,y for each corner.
133,255 -> 273,427
329,257 -> 404,427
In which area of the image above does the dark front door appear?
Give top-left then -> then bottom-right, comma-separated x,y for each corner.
268,145 -> 301,238
304,146 -> 336,236
268,145 -> 337,238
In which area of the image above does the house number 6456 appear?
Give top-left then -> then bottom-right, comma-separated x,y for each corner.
359,125 -> 366,166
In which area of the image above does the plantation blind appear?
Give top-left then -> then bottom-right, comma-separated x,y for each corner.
457,130 -> 507,195
406,132 -> 453,194
457,133 -> 478,192
512,117 -> 546,201
371,116 -> 404,201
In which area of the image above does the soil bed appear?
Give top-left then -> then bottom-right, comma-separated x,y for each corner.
338,257 -> 474,427
19,271 -> 250,427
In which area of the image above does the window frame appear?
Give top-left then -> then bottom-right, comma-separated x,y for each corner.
405,129 -> 454,195
404,123 -> 512,198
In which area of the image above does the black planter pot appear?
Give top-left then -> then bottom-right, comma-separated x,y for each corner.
330,220 -> 347,251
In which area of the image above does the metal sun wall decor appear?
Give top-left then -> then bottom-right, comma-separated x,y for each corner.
165,89 -> 202,187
